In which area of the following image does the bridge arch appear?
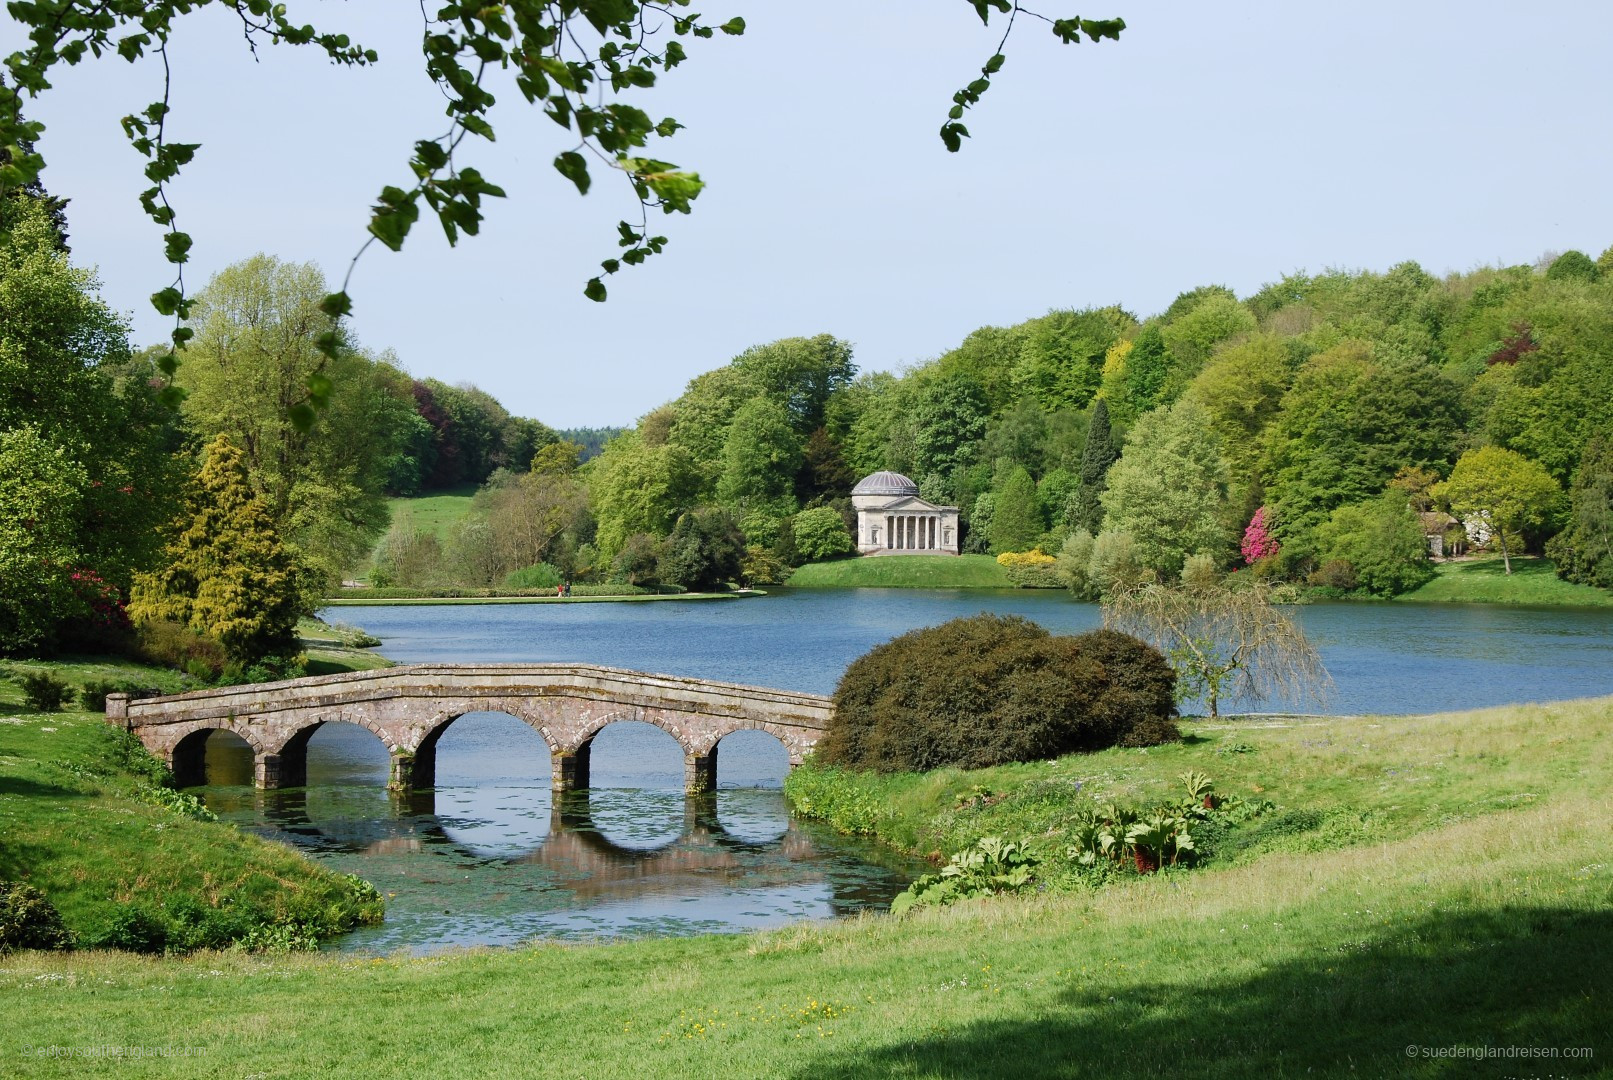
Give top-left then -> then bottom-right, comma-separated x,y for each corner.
169,725 -> 262,788
409,708 -> 560,790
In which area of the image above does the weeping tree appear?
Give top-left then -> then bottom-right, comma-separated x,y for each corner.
1102,566 -> 1330,718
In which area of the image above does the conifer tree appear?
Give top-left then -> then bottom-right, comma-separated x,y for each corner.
130,436 -> 303,662
1069,398 -> 1119,533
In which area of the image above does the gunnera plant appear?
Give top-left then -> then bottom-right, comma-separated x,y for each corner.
819,614 -> 1178,772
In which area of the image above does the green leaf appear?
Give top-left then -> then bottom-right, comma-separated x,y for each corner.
584,277 -> 608,302
319,291 -> 353,318
288,404 -> 317,433
719,17 -> 746,35
150,287 -> 184,316
554,150 -> 591,195
939,121 -> 970,153
984,53 -> 1006,74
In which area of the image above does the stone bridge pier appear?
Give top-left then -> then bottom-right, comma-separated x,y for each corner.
107,664 -> 832,795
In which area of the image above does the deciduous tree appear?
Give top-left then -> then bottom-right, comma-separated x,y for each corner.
1101,399 -> 1231,575
1433,446 -> 1561,574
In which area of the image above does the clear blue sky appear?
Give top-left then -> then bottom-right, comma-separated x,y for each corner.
17,1 -> 1613,428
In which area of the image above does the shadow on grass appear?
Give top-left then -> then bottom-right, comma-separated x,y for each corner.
0,774 -> 86,800
795,906 -> 1610,1079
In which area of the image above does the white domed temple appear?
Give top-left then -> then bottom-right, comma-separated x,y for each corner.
850,471 -> 961,556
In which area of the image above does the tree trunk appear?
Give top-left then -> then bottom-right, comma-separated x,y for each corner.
1498,525 -> 1512,575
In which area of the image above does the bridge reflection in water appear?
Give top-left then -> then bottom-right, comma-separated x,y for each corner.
192,714 -> 921,951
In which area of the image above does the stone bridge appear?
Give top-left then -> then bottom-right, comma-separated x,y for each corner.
105,664 -> 833,794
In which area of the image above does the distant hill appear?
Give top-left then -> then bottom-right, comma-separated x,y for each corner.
557,427 -> 629,462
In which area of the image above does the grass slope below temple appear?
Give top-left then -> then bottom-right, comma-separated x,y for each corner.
786,554 -> 1012,588
2,695 -> 1608,1077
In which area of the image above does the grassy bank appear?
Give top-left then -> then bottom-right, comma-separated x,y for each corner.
0,674 -> 382,952
787,555 -> 1012,588
1,697 -> 1607,1076
1397,555 -> 1613,606
783,698 -> 1613,876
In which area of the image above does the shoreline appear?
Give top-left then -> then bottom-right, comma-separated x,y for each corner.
322,590 -> 765,607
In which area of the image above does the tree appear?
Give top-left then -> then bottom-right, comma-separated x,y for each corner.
1433,446 -> 1561,574
1104,579 -> 1330,719
1545,250 -> 1600,283
1100,398 -> 1231,576
989,465 -> 1044,553
1312,492 -> 1433,596
716,397 -> 802,512
1012,307 -> 1135,411
791,506 -> 855,562
730,334 -> 856,436
481,469 -> 591,573
657,508 -> 744,590
1185,333 -> 1291,480
588,436 -> 700,557
911,375 -> 989,478
129,436 -> 303,663
1069,397 -> 1119,533
0,426 -> 86,654
1261,342 -> 1463,549
0,196 -> 185,606
177,256 -> 418,585
1547,432 -> 1613,589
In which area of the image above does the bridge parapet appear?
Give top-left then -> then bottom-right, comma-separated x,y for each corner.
109,663 -> 833,795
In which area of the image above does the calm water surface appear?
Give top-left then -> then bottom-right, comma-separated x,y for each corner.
197,588 -> 1613,954
336,588 -> 1613,714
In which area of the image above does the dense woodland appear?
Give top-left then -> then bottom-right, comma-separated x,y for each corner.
377,241 -> 1613,602
5,172 -> 1613,663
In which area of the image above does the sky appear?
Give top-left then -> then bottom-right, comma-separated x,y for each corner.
15,2 -> 1613,428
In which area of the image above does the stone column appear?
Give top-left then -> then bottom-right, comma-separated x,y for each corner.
254,753 -> 283,789
684,747 -> 718,794
388,750 -> 416,794
553,743 -> 592,791
886,514 -> 894,549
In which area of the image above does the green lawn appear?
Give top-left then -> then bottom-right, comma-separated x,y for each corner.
386,486 -> 479,543
787,555 -> 1013,588
1,695 -> 1608,1077
1397,555 -> 1613,606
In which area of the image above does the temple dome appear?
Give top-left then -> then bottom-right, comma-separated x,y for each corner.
851,471 -> 920,497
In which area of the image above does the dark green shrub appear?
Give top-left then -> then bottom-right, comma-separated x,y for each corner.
134,619 -> 227,680
820,615 -> 1178,772
87,904 -> 171,952
79,678 -> 147,713
0,881 -> 74,951
17,670 -> 72,711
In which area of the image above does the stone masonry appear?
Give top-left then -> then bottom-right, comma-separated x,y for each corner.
105,664 -> 832,795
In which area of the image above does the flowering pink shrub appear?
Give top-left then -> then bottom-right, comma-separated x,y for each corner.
1241,507 -> 1280,565
69,568 -> 131,632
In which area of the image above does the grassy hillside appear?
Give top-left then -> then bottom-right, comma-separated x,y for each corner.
787,555 -> 1013,588
2,696 -> 1608,1077
385,485 -> 478,542
1398,555 -> 1613,606
0,670 -> 382,950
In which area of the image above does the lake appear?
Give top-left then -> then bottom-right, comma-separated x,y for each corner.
193,587 -> 1613,953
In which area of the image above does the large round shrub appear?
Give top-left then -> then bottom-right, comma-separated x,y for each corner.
819,614 -> 1178,772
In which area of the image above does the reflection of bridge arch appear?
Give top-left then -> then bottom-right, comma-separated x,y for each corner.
170,726 -> 261,788
237,787 -> 818,904
109,664 -> 831,794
